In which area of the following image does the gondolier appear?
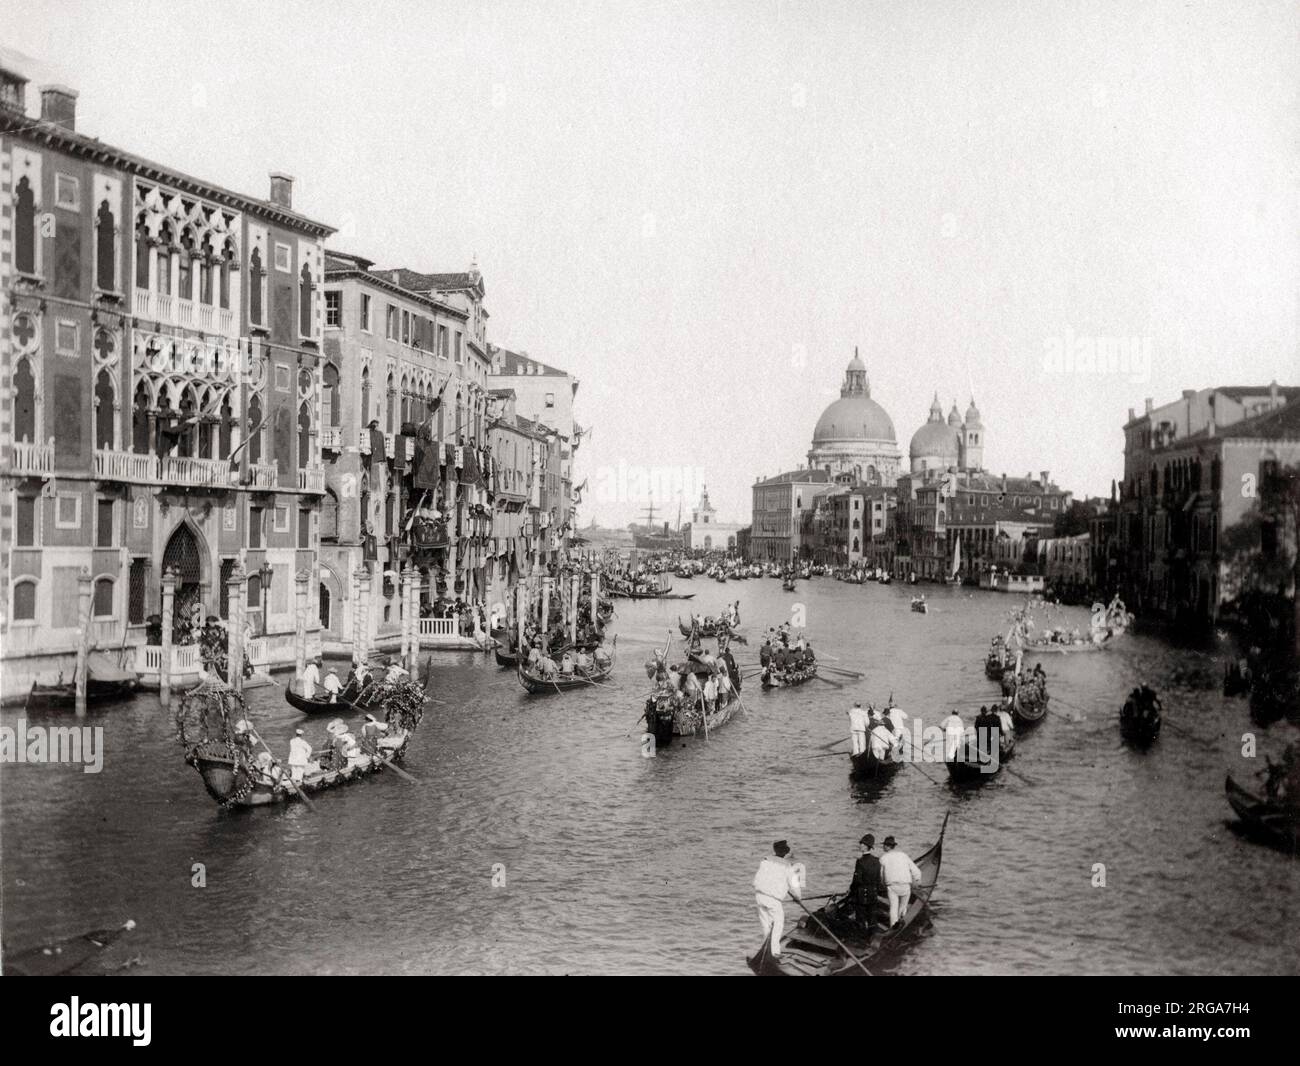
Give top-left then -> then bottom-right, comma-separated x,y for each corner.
848,701 -> 870,756
879,835 -> 923,929
287,729 -> 313,783
849,834 -> 882,935
299,658 -> 321,698
753,840 -> 803,958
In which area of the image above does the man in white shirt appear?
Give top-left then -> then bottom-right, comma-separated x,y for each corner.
879,836 -> 923,928
848,701 -> 870,755
299,659 -> 321,699
322,669 -> 343,703
753,840 -> 803,957
287,728 -> 313,783
886,703 -> 908,760
942,708 -> 965,761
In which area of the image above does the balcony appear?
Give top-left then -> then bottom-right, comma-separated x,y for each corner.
95,449 -> 156,483
9,438 -> 54,477
320,427 -> 344,452
159,455 -> 234,489
358,429 -> 371,455
298,466 -> 326,493
247,463 -> 278,490
384,433 -> 396,460
133,290 -> 235,336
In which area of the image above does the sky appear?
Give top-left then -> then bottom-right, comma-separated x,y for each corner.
5,0 -> 1296,527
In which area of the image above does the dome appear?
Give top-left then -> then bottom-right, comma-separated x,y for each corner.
965,397 -> 982,426
813,395 -> 897,443
910,418 -> 960,461
947,402 -> 962,427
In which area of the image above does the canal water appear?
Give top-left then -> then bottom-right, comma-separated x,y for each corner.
3,577 -> 1297,975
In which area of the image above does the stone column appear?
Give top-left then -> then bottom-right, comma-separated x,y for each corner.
160,568 -> 176,708
74,568 -> 92,717
369,566 -> 381,657
294,569 -> 309,682
569,571 -> 580,644
227,559 -> 246,694
352,564 -> 366,663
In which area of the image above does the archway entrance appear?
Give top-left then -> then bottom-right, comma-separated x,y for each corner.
162,523 -> 204,644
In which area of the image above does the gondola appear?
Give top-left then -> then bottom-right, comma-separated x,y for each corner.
643,688 -> 741,747
849,742 -> 904,783
678,616 -> 742,640
760,664 -> 817,689
516,639 -> 617,694
781,579 -> 798,592
612,589 -> 694,600
1010,683 -> 1049,727
283,682 -> 377,716
1225,774 -> 1297,853
4,919 -> 137,976
748,814 -> 948,976
494,641 -> 520,668
1119,698 -> 1161,745
910,598 -> 928,613
26,652 -> 139,708
945,727 -> 1016,782
984,652 -> 1007,681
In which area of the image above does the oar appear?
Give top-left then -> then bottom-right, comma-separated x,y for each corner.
791,897 -> 872,976
248,727 -> 317,813
819,665 -> 865,679
360,737 -> 417,783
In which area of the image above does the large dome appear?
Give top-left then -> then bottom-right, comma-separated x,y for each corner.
909,419 -> 959,461
813,396 -> 897,443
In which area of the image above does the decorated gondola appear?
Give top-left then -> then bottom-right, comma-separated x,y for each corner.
945,725 -> 1016,782
178,674 -> 427,808
1225,774 -> 1297,854
910,597 -> 928,613
1009,679 -> 1049,727
643,687 -> 741,746
747,814 -> 948,976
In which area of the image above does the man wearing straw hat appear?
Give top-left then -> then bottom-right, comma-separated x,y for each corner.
288,728 -> 312,784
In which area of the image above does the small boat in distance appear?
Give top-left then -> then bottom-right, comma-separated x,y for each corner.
1225,774 -> 1297,854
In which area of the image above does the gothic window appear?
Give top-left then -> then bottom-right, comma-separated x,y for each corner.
249,247 -> 264,323
179,230 -> 195,299
177,387 -> 197,457
157,243 -> 172,296
247,395 -> 263,465
200,257 -> 213,305
321,489 -> 339,541
274,405 -> 293,472
298,401 -> 312,469
219,242 -> 234,310
135,218 -> 150,289
14,357 -> 36,443
299,263 -> 314,336
197,389 -> 214,460
219,393 -> 233,459
96,200 -> 116,290
132,381 -> 151,454
323,363 -> 340,426
360,366 -> 371,427
386,373 -> 396,433
95,368 -> 115,449
15,176 -> 36,274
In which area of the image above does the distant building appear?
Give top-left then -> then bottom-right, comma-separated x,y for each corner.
807,349 -> 900,485
682,485 -> 741,552
750,469 -> 830,562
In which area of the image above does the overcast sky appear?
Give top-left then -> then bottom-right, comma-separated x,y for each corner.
6,0 -> 1296,527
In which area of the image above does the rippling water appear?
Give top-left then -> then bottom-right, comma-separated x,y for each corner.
3,577 -> 1297,975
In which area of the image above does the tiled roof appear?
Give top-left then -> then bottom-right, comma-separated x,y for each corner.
1215,385 -> 1300,401
489,345 -> 571,378
754,469 -> 832,487
384,269 -> 483,295
1190,395 -> 1300,442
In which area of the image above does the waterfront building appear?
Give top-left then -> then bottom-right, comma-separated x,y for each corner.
485,388 -> 549,607
1,66 -> 333,701
682,485 -> 741,552
1109,385 -> 1300,626
750,469 -> 830,562
319,251 -> 487,654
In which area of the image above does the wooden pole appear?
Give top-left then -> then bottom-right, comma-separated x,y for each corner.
405,564 -> 420,671
352,564 -> 367,665
398,566 -> 409,666
516,582 -> 526,651
160,568 -> 176,709
590,572 -> 600,626
294,569 -> 309,683
74,568 -> 92,717
569,571 -> 579,644
540,576 -> 552,655
227,559 -> 246,694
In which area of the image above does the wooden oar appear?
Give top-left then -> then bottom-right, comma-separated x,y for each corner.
792,897 -> 872,976
819,665 -> 865,679
360,737 -> 417,783
248,727 -> 317,813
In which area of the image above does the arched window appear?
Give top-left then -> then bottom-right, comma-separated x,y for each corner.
321,489 -> 339,541
95,369 -> 115,449
178,230 -> 195,299
15,176 -> 35,274
197,389 -> 214,460
247,572 -> 262,610
219,240 -> 234,310
298,402 -> 312,469
360,366 -> 371,427
135,218 -> 151,289
177,387 -> 197,457
218,393 -> 233,459
14,357 -> 36,443
386,373 -> 396,433
299,263 -> 314,335
400,375 -> 410,425
93,577 -> 114,618
157,227 -> 173,297
323,364 -> 340,427
199,255 -> 213,305
96,200 -> 116,291
132,381 -> 151,454
12,579 -> 37,622
249,247 -> 263,323
247,395 -> 263,465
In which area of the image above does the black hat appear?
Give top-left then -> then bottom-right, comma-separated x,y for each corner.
882,835 -> 897,848
773,840 -> 791,857
859,834 -> 875,847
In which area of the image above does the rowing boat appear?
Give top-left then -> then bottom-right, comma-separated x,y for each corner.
516,640 -> 617,694
4,919 -> 137,976
910,598 -> 928,613
283,684 -> 378,716
945,727 -> 1016,782
644,690 -> 741,746
1225,774 -> 1297,853
1119,698 -> 1161,746
1010,683 -> 1049,726
26,652 -> 139,708
761,664 -> 817,689
747,814 -> 948,976
850,743 -> 904,782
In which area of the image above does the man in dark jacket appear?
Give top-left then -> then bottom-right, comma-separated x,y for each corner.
848,834 -> 882,935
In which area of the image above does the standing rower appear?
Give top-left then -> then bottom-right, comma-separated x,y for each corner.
879,835 -> 923,929
848,834 -> 883,936
848,700 -> 870,756
753,840 -> 803,958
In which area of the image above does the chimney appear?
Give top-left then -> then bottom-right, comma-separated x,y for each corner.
268,172 -> 294,209
1128,406 -> 1135,422
1040,470 -> 1050,486
39,85 -> 77,131
1144,398 -> 1153,414
1181,389 -> 1195,399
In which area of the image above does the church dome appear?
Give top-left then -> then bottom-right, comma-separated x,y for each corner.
947,402 -> 962,427
909,420 -> 960,461
813,395 -> 897,443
